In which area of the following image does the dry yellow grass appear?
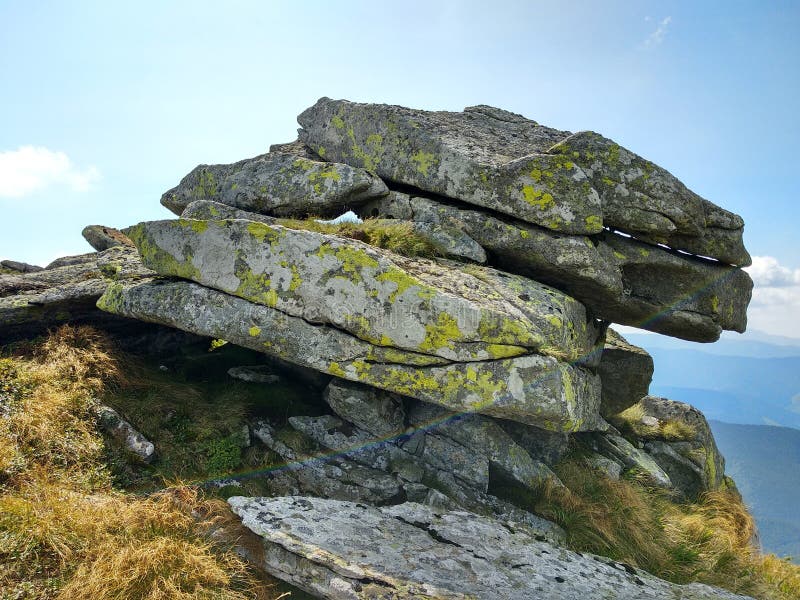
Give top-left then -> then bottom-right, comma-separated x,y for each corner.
611,402 -> 696,441
0,326 -> 283,600
533,460 -> 800,600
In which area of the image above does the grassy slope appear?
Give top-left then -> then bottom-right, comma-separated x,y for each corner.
1,327 -> 798,599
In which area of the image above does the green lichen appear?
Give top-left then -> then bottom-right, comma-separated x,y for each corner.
331,115 -> 345,129
584,215 -> 603,230
248,325 -> 262,337
411,151 -> 437,176
192,169 -> 218,199
521,186 -> 555,210
419,312 -> 461,353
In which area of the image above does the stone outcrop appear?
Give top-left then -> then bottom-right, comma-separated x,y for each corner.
67,97 -> 761,598
298,98 -> 750,266
99,278 -> 603,430
95,405 -> 155,463
229,496 -> 752,600
361,192 -> 751,342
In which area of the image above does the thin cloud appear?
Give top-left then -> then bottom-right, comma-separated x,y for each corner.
644,16 -> 672,47
745,255 -> 800,287
0,146 -> 100,198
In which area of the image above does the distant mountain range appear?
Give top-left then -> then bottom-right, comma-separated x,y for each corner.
709,421 -> 800,562
621,329 -> 800,560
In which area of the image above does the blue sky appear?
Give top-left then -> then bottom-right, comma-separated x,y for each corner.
1,1 -> 799,336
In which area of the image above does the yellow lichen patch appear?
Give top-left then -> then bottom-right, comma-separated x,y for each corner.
485,344 -> 528,359
375,268 -> 431,303
584,215 -> 603,231
245,221 -> 283,245
419,312 -> 462,353
546,315 -> 563,329
331,115 -> 345,129
411,151 -> 437,176
327,362 -> 347,377
248,326 -> 261,337
521,185 -> 555,210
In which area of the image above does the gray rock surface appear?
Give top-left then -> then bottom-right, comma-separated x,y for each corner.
361,193 -> 752,342
160,148 -> 388,217
1,259 -> 43,273
323,379 -> 405,438
181,199 -> 486,263
127,218 -> 602,363
81,225 -> 134,251
229,496 -> 752,600
298,98 -> 749,266
98,279 -> 604,431
639,395 -> 726,496
96,405 -> 155,463
583,433 -> 673,489
0,246 -> 152,343
598,328 -> 653,417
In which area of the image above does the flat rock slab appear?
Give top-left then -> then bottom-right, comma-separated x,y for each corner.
127,218 -> 602,362
160,147 -> 387,217
229,496 -> 752,600
98,279 -> 603,431
298,98 -> 749,265
362,193 -> 752,341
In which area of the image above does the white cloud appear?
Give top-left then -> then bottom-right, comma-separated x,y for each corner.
0,146 -> 100,198
644,16 -> 672,47
745,255 -> 800,287
744,256 -> 800,338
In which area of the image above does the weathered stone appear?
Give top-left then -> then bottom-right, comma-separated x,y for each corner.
498,420 -> 571,466
127,218 -> 602,362
227,365 -> 281,384
180,199 -> 486,263
298,98 -> 602,234
585,453 -> 624,480
81,225 -> 134,251
1,259 -> 43,273
96,405 -> 155,463
250,420 -> 403,504
299,98 -> 749,265
549,131 -> 751,265
159,148 -> 388,217
98,279 -> 603,431
639,395 -> 726,496
324,379 -> 405,438
0,246 -> 152,343
361,193 -> 752,342
583,433 -> 672,488
598,328 -> 653,417
408,401 -> 561,490
229,496 -> 752,600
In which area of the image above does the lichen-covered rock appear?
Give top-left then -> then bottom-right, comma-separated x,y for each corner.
81,225 -> 134,251
497,419 -> 571,466
598,328 -> 653,417
639,395 -> 726,497
159,148 -> 388,217
549,131 -> 751,266
98,279 -> 603,431
583,433 -> 672,488
361,193 -> 752,342
299,98 -> 602,235
299,98 -> 749,265
181,199 -> 487,263
0,246 -> 152,343
126,218 -> 602,362
229,496 -> 752,600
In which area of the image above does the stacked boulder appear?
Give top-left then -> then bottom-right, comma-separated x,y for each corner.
80,99 -> 750,598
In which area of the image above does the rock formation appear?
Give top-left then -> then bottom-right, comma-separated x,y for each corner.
2,98 -> 759,598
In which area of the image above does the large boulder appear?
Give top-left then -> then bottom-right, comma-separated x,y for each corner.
298,98 -> 749,266
98,279 -> 603,431
125,218 -> 602,363
361,193 -> 752,342
598,328 -> 653,417
229,496 -> 752,600
160,146 -> 388,217
81,225 -> 134,251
